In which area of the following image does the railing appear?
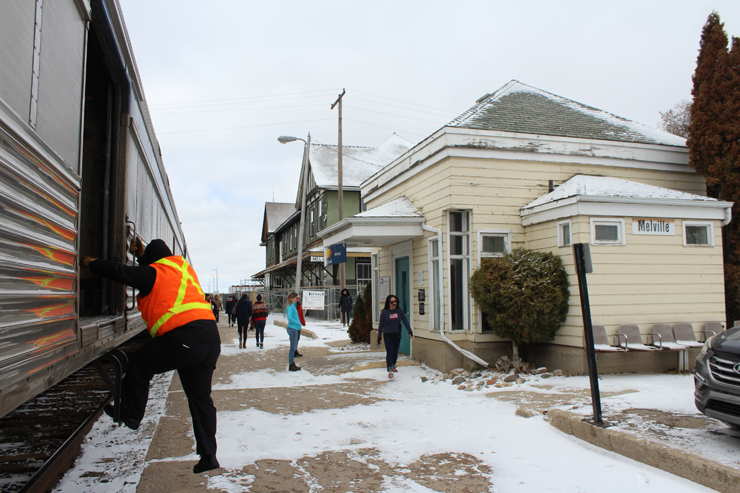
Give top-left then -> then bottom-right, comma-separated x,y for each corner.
263,286 -> 366,320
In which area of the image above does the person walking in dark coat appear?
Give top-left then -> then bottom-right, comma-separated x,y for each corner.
376,294 -> 413,379
338,288 -> 353,326
82,238 -> 221,474
225,295 -> 237,327
235,293 -> 253,349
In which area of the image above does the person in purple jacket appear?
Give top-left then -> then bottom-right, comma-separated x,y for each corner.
376,294 -> 413,379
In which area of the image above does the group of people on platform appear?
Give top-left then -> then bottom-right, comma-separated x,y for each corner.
80,236 -> 413,476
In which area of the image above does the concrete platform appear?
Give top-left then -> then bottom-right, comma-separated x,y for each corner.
128,319 -> 735,492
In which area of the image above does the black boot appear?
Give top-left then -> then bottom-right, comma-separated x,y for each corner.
193,454 -> 220,474
289,363 -> 301,371
104,404 -> 140,430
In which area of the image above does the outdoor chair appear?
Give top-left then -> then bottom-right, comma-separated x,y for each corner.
588,325 -> 626,352
614,325 -> 658,351
703,322 -> 723,339
647,324 -> 688,350
672,323 -> 704,348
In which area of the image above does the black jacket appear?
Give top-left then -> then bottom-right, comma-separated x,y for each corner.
235,298 -> 253,322
339,293 -> 353,312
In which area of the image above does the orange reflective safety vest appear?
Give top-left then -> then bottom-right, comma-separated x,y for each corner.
137,256 -> 215,337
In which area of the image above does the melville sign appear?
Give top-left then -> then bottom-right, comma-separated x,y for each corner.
632,218 -> 674,236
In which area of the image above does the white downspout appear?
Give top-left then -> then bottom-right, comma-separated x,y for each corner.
723,207 -> 732,227
422,224 -> 489,368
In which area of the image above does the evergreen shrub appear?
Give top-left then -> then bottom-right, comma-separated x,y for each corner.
347,281 -> 373,343
469,248 -> 569,347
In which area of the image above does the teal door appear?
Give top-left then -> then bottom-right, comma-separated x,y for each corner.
395,257 -> 411,355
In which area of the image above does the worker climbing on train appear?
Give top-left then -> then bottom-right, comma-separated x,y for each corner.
81,237 -> 221,474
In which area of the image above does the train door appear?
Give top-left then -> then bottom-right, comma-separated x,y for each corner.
77,27 -> 126,332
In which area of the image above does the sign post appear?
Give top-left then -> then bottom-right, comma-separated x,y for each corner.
573,243 -> 603,425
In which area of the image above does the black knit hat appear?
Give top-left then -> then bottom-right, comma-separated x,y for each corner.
138,239 -> 173,265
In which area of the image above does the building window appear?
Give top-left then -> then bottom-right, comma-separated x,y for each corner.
309,205 -> 315,236
590,218 -> 625,246
356,259 -> 371,285
558,220 -> 572,247
429,238 -> 441,332
273,275 -> 282,289
317,198 -> 323,231
372,253 -> 379,323
479,230 -> 510,258
449,210 -> 471,331
683,221 -> 713,246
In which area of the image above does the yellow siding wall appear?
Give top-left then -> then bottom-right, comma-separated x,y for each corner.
369,154 -> 716,347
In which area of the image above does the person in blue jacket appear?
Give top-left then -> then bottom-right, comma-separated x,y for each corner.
376,294 -> 413,379
285,292 -> 302,371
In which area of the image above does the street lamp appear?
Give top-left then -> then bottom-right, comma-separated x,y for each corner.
212,268 -> 218,294
278,133 -> 311,295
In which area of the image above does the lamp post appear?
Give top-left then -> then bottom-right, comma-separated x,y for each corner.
278,133 -> 311,295
212,268 -> 218,294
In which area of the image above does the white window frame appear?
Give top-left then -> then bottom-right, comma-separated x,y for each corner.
371,252 -> 379,323
356,260 -> 371,285
478,229 -> 511,259
428,237 -> 441,332
558,220 -> 572,247
683,221 -> 714,247
448,210 -> 471,332
309,205 -> 315,236
590,218 -> 625,246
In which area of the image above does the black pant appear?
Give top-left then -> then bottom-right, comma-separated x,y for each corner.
341,311 -> 351,324
237,320 -> 249,341
121,324 -> 221,455
384,334 -> 401,371
212,308 -> 219,322
228,313 -> 236,325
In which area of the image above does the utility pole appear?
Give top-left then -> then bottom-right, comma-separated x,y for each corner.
331,89 -> 346,290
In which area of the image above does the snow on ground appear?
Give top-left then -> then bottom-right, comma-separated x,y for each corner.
56,316 -> 736,492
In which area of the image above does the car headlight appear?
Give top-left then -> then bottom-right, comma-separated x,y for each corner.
700,335 -> 715,355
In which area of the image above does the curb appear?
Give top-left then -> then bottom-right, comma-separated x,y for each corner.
271,319 -> 318,339
548,409 -> 740,493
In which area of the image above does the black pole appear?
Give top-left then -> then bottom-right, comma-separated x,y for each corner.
573,243 -> 603,425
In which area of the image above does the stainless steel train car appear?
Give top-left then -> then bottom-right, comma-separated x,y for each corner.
0,0 -> 189,418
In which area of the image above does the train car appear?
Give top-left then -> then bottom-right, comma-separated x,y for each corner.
0,0 -> 188,418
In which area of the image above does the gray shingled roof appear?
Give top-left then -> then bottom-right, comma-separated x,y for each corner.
309,134 -> 413,189
449,80 -> 686,147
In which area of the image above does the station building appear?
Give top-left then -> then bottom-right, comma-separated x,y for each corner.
319,80 -> 732,374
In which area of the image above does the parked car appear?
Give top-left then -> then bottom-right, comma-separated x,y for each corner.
694,326 -> 740,428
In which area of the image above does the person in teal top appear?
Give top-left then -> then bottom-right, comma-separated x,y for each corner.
285,292 -> 302,371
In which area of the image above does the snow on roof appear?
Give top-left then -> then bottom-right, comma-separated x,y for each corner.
355,197 -> 422,218
264,202 -> 297,232
449,80 -> 686,147
523,174 -> 717,210
309,134 -> 413,188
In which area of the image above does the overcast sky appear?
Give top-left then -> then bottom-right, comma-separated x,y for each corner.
117,0 -> 740,293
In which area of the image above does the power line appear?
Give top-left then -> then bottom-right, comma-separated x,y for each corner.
157,117 -> 336,135
152,103 -> 328,115
148,88 -> 340,108
344,118 -> 432,138
349,95 -> 458,118
348,88 -> 459,115
344,105 -> 449,125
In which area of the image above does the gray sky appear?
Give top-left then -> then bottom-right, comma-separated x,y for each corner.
117,0 -> 740,293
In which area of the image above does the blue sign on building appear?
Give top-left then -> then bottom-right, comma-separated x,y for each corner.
326,243 -> 347,266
